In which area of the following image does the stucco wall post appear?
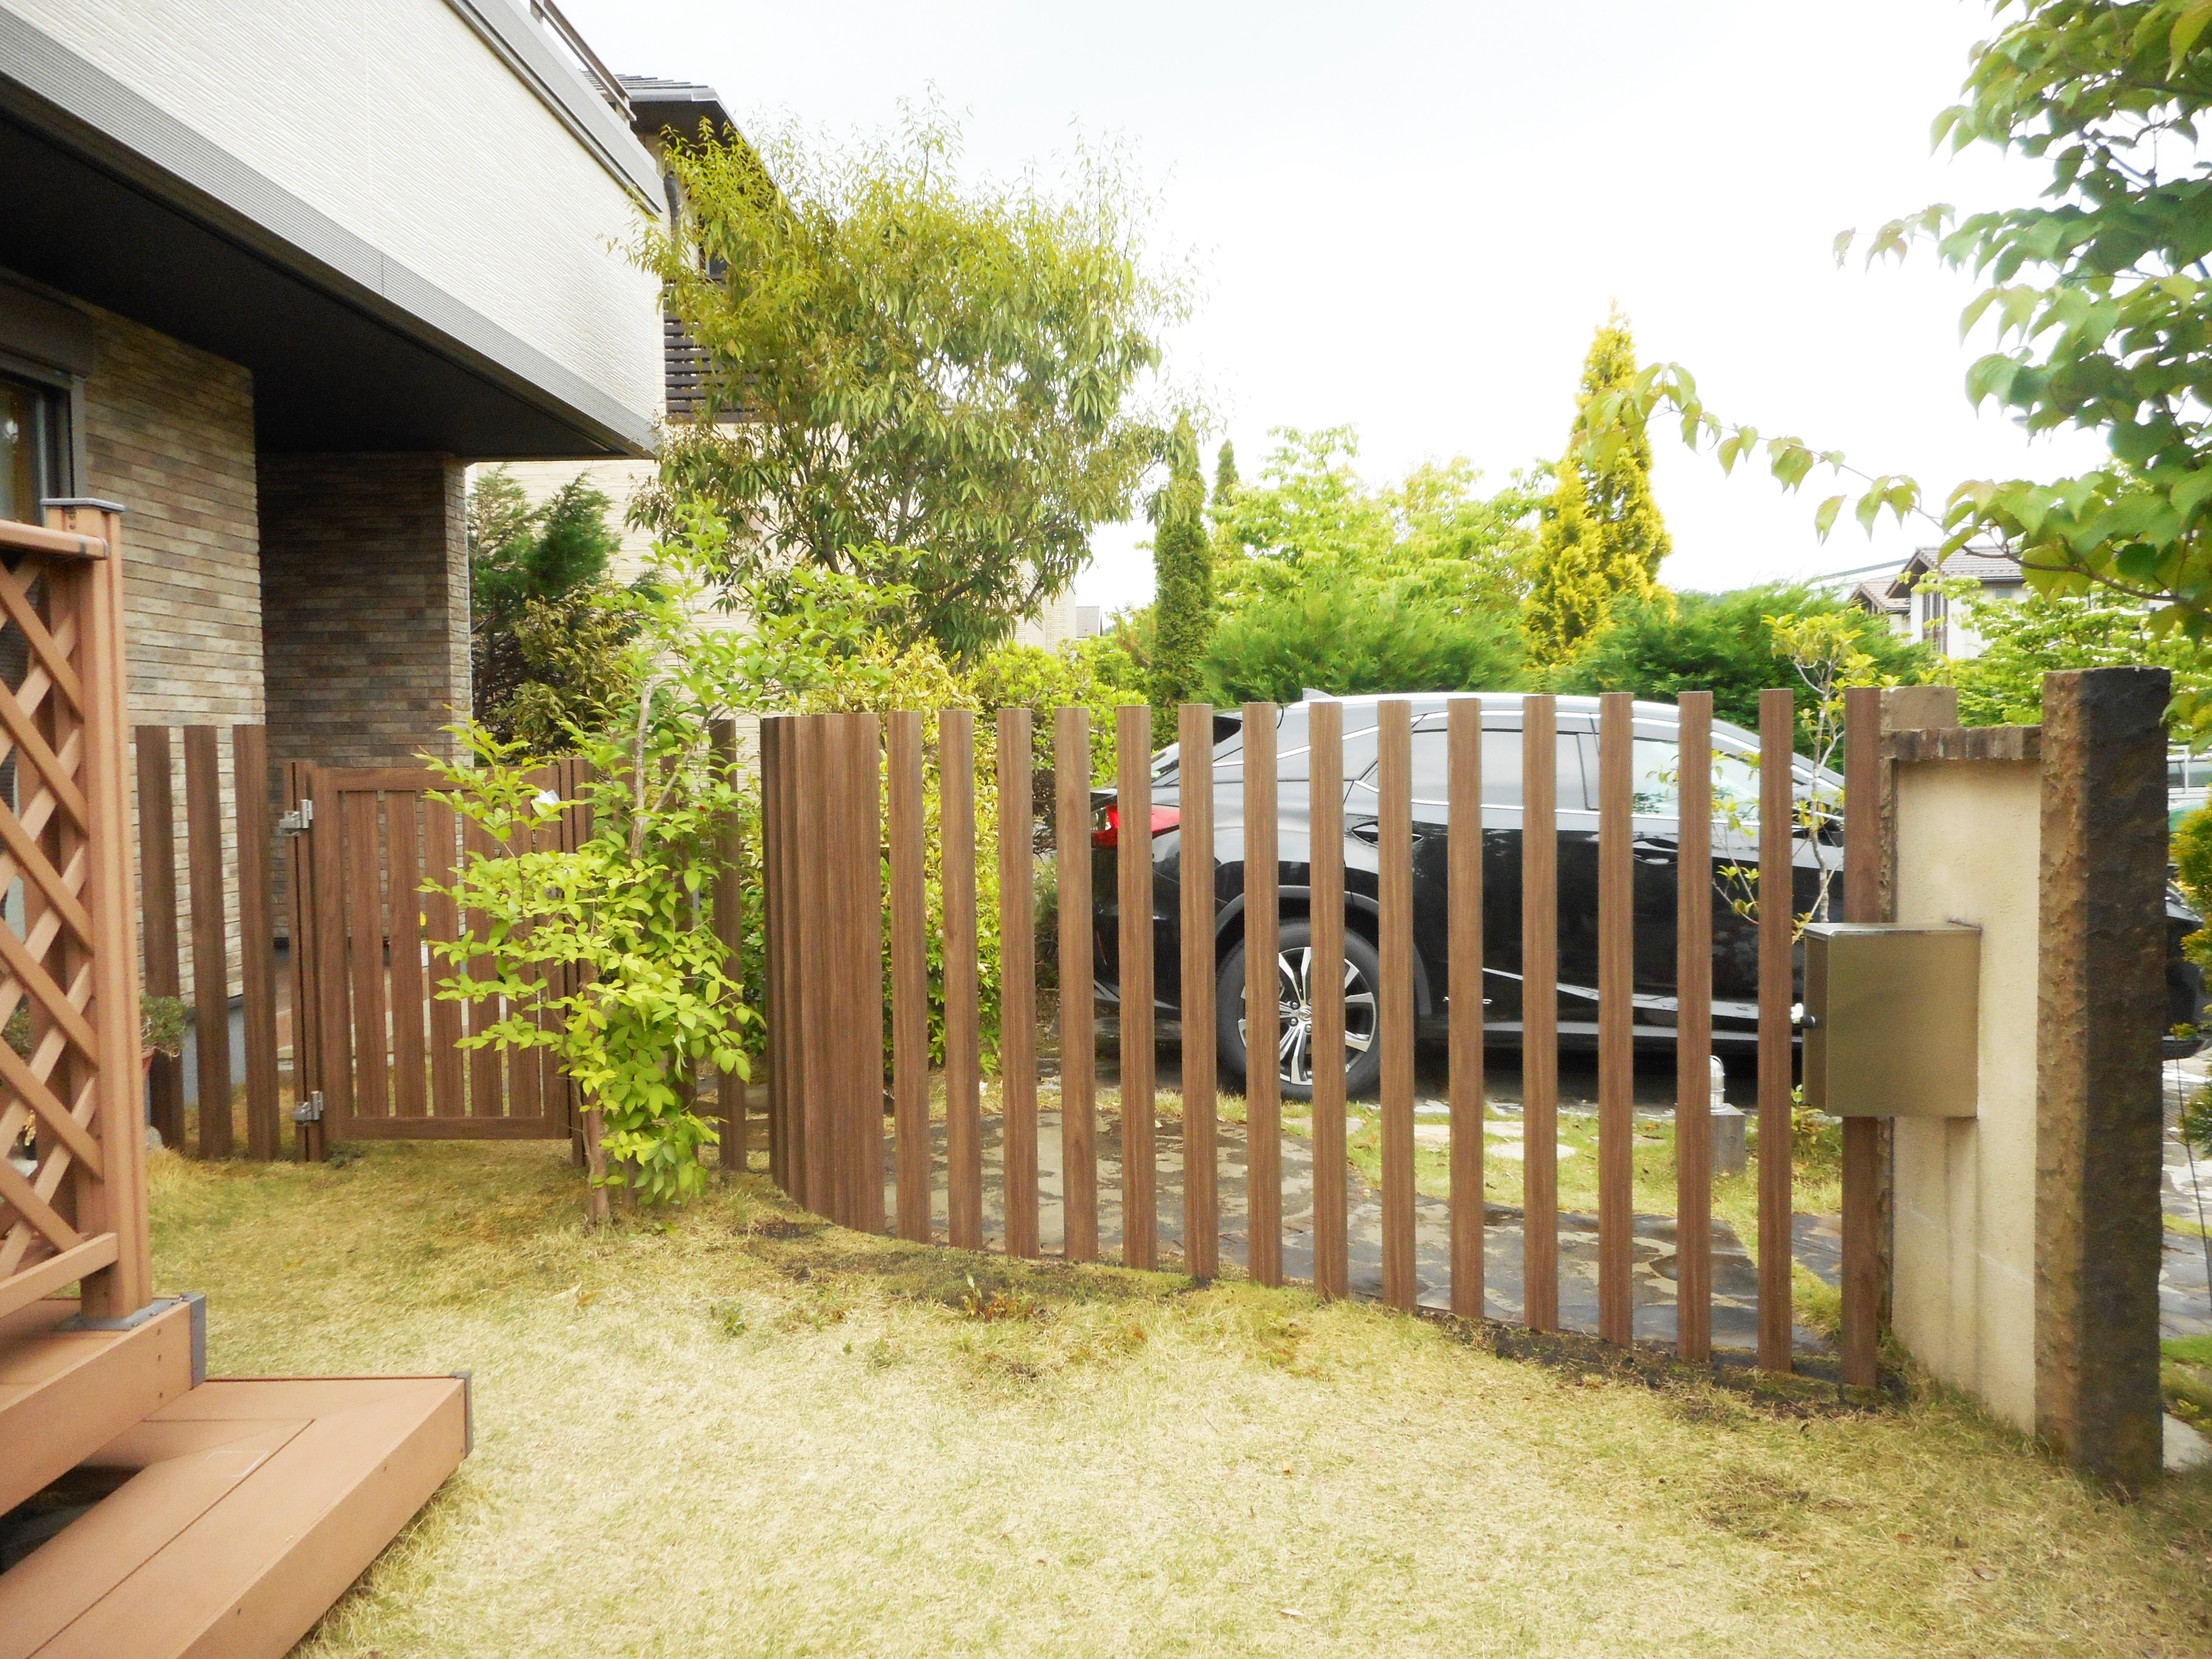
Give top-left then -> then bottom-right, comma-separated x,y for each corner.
2036,666 -> 2168,1487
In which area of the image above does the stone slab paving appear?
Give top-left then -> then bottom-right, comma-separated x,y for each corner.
886,1108 -> 1835,1362
2165,1057 -> 2212,1341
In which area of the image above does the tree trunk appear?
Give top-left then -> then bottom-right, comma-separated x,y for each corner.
583,1104 -> 611,1227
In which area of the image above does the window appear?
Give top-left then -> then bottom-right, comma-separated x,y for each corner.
0,372 -> 67,525
1354,723 -> 1589,812
1919,583 -> 1948,655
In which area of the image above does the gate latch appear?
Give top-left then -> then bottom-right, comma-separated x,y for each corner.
277,800 -> 314,836
292,1091 -> 324,1124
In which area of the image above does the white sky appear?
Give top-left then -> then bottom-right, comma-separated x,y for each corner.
555,0 -> 2105,613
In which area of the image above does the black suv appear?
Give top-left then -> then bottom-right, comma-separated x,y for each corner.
1092,693 -> 2207,1099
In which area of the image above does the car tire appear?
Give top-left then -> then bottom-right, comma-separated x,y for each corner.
1216,918 -> 1386,1103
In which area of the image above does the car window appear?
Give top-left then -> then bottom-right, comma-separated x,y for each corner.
1350,726 -> 1588,811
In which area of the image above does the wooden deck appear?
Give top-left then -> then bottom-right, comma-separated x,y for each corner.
0,1369 -> 468,1659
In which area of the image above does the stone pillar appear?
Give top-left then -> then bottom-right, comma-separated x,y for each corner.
2036,666 -> 2168,1489
257,454 -> 471,773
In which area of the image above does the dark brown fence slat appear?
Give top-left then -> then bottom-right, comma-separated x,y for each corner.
312,769 -> 352,1146
888,711 -> 930,1240
135,726 -> 183,1151
461,812 -> 501,1122
1178,703 -> 1220,1279
1597,693 -> 1634,1344
1378,700 -> 1415,1310
817,716 -> 850,1219
288,762 -> 328,1161
1675,692 -> 1715,1362
1309,700 -> 1347,1299
1000,709 -> 1040,1258
847,714 -> 886,1234
343,791 -> 389,1121
1243,701 -> 1282,1287
796,717 -> 831,1213
182,727 -> 230,1157
1757,686 -> 1795,1374
1447,700 -> 1484,1319
760,718 -> 787,1188
1116,705 -> 1156,1270
422,794 -> 465,1118
711,719 -> 746,1173
502,776 -> 545,1133
941,710 -> 983,1248
386,793 -> 427,1119
233,728 -> 278,1159
1055,708 -> 1098,1262
1840,685 -> 1881,1387
1521,694 -> 1560,1332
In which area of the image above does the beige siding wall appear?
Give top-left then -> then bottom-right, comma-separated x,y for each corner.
81,304 -> 261,1003
8,0 -> 663,423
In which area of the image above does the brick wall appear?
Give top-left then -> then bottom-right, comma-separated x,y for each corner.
260,453 -> 470,772
79,306 -> 261,1000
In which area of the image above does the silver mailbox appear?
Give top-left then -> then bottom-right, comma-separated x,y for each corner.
1802,922 -> 1980,1119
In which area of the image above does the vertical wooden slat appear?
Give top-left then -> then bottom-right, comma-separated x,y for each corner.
1521,695 -> 1560,1332
760,717 -> 789,1192
1378,700 -> 1416,1310
1243,702 -> 1282,1288
1840,684 -> 1882,1387
1757,686 -> 1796,1374
1116,705 -> 1156,1270
1055,708 -> 1098,1262
796,717 -> 831,1213
385,793 -> 427,1119
709,720 -> 746,1172
775,718 -> 803,1195
1309,700 -> 1347,1299
888,711 -> 930,1239
1000,709 -> 1040,1258
502,786 -> 545,1132
343,791 -> 388,1122
461,812 -> 500,1121
135,726 -> 183,1152
422,794 -> 464,1118
851,714 -> 886,1235
1675,692 -> 1715,1362
183,727 -> 230,1158
817,718 -> 851,1222
1178,703 -> 1220,1280
1597,692 -> 1634,1344
311,768 -> 352,1146
1447,700 -> 1484,1319
233,728 -> 278,1159
284,762 -> 323,1161
941,710 -> 983,1248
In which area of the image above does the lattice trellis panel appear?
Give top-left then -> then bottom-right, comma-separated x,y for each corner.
0,507 -> 149,1322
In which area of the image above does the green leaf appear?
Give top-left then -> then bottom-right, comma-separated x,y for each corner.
2173,0 -> 2212,70
1814,494 -> 1846,539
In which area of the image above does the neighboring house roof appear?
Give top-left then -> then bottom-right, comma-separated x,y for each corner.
1851,579 -> 1908,618
618,75 -> 737,143
1886,545 -> 2024,599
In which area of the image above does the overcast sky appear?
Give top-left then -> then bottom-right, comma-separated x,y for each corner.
556,0 -> 2103,613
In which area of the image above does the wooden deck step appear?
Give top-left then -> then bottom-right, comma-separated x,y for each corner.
0,1298 -> 200,1517
0,1374 -> 469,1659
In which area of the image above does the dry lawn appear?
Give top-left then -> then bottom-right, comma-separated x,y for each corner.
149,1139 -> 2212,1658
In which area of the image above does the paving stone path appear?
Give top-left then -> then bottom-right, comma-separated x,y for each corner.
885,1109 -> 1838,1363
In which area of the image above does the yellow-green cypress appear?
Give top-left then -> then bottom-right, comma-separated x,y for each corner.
1524,307 -> 1671,665
1150,415 -> 1212,740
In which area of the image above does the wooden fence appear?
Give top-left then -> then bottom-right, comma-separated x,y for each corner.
761,692 -> 1883,1384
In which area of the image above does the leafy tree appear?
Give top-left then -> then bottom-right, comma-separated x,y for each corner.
1198,583 -> 1527,707
1214,440 -> 1239,505
1524,309 -> 1671,664
1938,580 -> 2212,725
1148,415 -> 1212,739
1550,584 -> 1933,748
467,467 -> 626,745
1572,4 -> 2212,731
631,104 -> 1192,658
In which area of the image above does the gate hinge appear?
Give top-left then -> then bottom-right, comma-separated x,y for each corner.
292,1091 -> 324,1124
277,799 -> 314,836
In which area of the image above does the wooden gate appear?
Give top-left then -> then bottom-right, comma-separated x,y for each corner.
0,504 -> 149,1321
286,759 -> 589,1155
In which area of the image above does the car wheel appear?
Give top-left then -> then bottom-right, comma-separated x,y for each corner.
1216,918 -> 1386,1102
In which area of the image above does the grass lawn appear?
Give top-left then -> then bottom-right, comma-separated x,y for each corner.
153,1139 -> 2212,1658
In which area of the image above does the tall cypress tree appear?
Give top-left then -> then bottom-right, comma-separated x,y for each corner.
1150,415 -> 1212,739
1213,439 -> 1239,506
1524,307 -> 1671,664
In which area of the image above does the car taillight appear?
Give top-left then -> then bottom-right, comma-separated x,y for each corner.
1091,805 -> 1180,848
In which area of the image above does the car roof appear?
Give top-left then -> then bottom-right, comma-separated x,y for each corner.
1295,690 -> 1686,722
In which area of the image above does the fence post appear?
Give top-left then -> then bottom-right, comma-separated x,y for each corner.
135,726 -> 184,1151
1179,703 -> 1220,1279
182,726 -> 230,1157
1757,686 -> 1796,1375
1116,705 -> 1155,1270
1378,700 -> 1415,1310
1597,693 -> 1634,1344
1446,700 -> 1483,1319
940,711 -> 982,1248
1000,709 -> 1039,1258
1242,701 -> 1281,1287
1308,700 -> 1346,1299
711,718 -> 746,1175
1056,709 -> 1098,1262
1521,695 -> 1560,1332
888,711 -> 930,1239
1839,686 -> 1883,1386
1674,692 -> 1715,1362
233,727 -> 279,1159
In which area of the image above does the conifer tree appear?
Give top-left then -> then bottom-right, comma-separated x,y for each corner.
1524,308 -> 1671,663
1213,440 -> 1239,506
1150,415 -> 1212,739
